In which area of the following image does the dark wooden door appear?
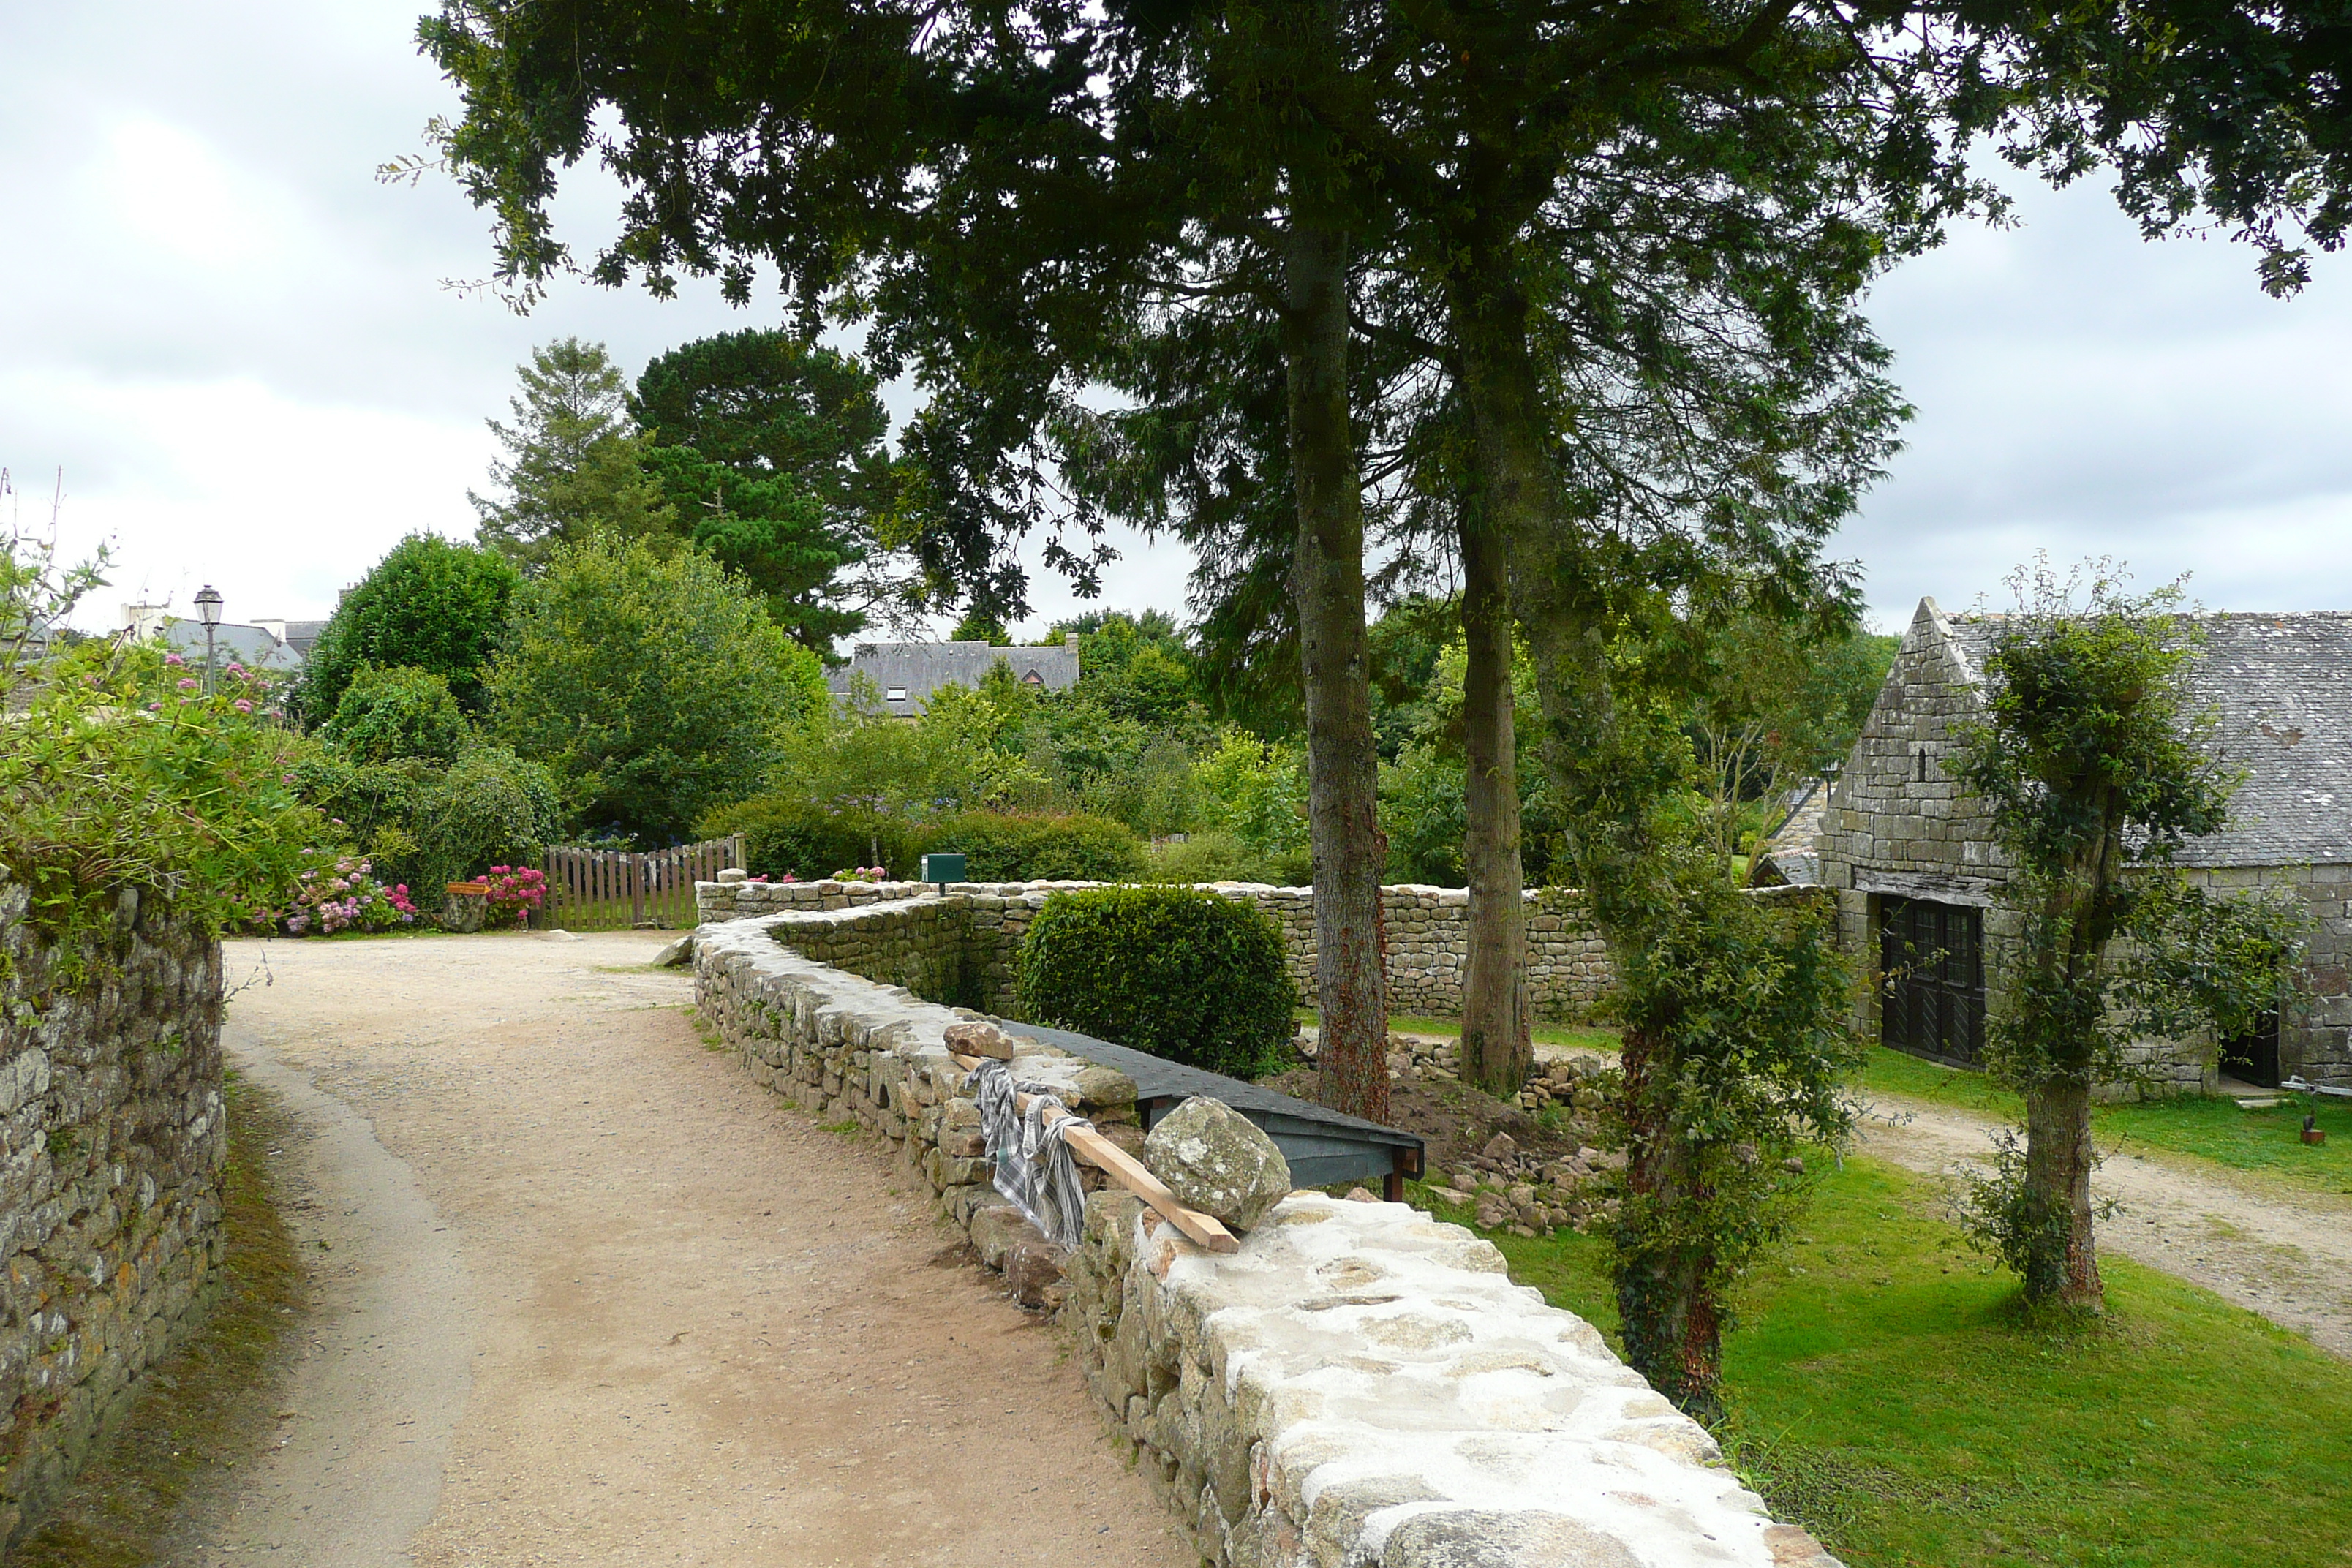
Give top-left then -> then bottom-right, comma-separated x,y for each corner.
1880,897 -> 1986,1067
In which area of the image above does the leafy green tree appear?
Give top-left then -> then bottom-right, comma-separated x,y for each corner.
320,666 -> 469,765
1953,564 -> 2304,1310
487,536 -> 826,843
296,533 -> 519,723
418,0 -> 2352,1134
473,339 -> 674,568
1529,608 -> 1859,1415
950,610 -> 1011,645
633,331 -> 905,655
1676,609 -> 1900,864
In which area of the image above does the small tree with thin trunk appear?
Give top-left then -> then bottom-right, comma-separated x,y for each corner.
1953,562 -> 2304,1311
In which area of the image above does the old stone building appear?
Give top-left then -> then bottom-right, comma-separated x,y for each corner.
1818,597 -> 2352,1093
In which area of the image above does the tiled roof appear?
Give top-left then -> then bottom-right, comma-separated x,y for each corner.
1942,607 -> 2352,867
826,641 -> 1080,712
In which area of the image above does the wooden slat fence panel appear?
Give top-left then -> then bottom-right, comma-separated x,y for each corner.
540,835 -> 745,931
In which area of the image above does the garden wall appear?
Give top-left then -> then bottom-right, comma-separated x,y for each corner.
0,883 -> 227,1545
691,913 -> 1839,1568
696,876 -> 1614,1022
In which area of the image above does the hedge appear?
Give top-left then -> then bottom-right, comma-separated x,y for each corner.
1015,886 -> 1295,1079
702,799 -> 1145,883
921,810 -> 1142,882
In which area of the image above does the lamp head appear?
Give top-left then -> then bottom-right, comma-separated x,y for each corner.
194,584 -> 223,627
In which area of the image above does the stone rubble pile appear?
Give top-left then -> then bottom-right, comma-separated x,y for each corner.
693,909 -> 1842,1568
1422,1131 -> 1628,1239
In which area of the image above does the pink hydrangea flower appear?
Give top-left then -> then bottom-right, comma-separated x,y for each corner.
177,677 -> 199,690
233,698 -> 254,713
163,652 -> 184,666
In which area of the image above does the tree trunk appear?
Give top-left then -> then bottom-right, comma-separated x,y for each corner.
1458,508 -> 1531,1096
1447,255 -> 1545,1097
1282,218 -> 1389,1124
2022,1077 -> 2103,1309
1611,1025 -> 1724,1417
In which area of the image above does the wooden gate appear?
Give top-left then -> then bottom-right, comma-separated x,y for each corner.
542,836 -> 746,931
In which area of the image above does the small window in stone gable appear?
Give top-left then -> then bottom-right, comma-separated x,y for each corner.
886,686 -> 908,702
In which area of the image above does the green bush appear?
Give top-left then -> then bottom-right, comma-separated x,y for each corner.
292,743 -> 559,908
320,666 -> 469,764
1014,886 -> 1296,1078
1142,831 -> 1311,886
919,810 -> 1143,882
704,794 -> 915,882
408,745 -> 563,898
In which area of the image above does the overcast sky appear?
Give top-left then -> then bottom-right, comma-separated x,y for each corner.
7,1 -> 2349,642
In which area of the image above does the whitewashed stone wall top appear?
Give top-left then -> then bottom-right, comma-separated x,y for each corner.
692,911 -> 1835,1567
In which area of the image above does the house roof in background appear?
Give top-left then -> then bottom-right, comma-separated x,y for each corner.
1938,603 -> 2352,867
148,618 -> 305,672
826,640 -> 1080,712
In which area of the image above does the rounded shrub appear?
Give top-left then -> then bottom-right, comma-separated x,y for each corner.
321,665 -> 470,764
921,810 -> 1143,882
407,745 -> 564,900
1014,886 -> 1296,1079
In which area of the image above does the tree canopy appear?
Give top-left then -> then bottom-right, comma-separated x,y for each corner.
472,338 -> 675,567
296,531 -> 520,723
486,535 -> 829,843
633,330 -> 910,655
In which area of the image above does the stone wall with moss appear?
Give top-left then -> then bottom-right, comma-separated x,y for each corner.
0,884 -> 226,1545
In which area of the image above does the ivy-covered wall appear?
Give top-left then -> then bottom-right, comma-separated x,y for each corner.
0,883 -> 227,1545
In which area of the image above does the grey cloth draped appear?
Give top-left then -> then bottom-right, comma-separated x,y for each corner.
965,1058 -> 1091,1251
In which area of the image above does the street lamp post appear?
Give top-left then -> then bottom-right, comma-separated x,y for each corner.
194,585 -> 223,696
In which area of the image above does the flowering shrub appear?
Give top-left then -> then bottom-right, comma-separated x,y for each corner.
3,542 -> 324,973
743,872 -> 796,883
480,864 -> 546,927
276,857 -> 419,935
830,865 -> 889,883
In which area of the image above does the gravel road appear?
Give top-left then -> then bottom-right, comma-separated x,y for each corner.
186,930 -> 1190,1567
1856,1091 -> 2352,1359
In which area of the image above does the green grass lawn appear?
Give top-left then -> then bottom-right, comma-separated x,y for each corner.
1861,1047 -> 2352,1200
1414,1156 -> 2352,1568
1296,1008 -> 1621,1053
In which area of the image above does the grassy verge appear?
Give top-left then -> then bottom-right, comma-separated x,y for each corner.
1411,1155 -> 2352,1568
1297,1008 -> 1621,1053
14,1072 -> 306,1566
1861,1047 -> 2352,1199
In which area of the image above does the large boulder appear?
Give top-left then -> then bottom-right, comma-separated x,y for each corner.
1143,1096 -> 1291,1232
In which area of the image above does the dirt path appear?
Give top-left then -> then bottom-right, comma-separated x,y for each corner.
195,930 -> 1190,1567
1857,1092 -> 2352,1358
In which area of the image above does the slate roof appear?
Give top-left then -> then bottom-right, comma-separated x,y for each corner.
1940,606 -> 2352,868
826,640 -> 1079,715
151,619 -> 305,674
1750,777 -> 1828,886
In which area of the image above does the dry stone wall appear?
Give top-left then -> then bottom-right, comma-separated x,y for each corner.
692,912 -> 1839,1568
0,884 -> 227,1545
698,877 -> 1613,1022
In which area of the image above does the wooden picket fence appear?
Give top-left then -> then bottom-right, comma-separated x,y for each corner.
541,835 -> 746,931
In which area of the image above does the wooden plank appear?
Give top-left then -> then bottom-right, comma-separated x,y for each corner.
949,1053 -> 1240,1254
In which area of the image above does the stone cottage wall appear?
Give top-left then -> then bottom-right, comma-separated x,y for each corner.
0,883 -> 227,1544
690,914 -> 1839,1568
1820,599 -> 2352,1091
698,878 -> 1614,1022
